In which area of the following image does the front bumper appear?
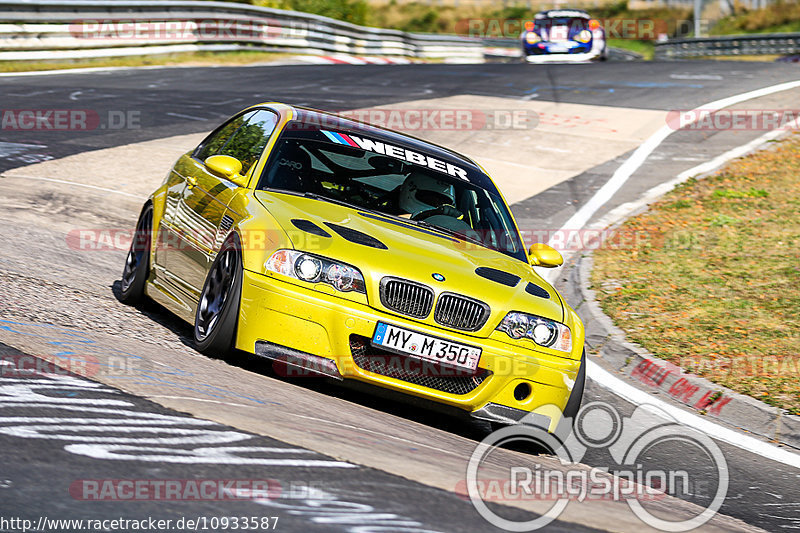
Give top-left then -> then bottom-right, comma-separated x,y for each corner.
524,50 -> 602,63
237,269 -> 582,431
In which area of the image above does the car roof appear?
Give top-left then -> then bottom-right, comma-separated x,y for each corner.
536,9 -> 591,19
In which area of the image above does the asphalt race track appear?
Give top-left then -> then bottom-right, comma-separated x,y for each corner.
1,60 -> 799,532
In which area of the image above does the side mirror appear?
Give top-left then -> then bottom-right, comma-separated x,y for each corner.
205,155 -> 248,187
528,243 -> 563,268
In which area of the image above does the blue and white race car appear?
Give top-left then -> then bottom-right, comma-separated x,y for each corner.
521,9 -> 607,62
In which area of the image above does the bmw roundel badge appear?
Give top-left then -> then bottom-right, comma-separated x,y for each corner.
432,273 -> 445,282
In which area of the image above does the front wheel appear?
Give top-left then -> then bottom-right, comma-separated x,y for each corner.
119,204 -> 153,305
194,235 -> 242,357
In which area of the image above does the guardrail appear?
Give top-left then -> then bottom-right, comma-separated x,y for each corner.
0,0 -> 484,62
655,33 -> 800,59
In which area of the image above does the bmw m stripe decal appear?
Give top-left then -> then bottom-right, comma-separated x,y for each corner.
321,130 -> 359,147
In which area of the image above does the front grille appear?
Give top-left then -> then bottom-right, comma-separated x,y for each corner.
349,335 -> 490,395
379,277 -> 434,318
434,293 -> 490,331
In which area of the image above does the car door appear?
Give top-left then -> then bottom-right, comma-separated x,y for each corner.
164,108 -> 279,305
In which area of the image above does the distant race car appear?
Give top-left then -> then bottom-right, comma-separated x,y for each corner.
120,103 -> 585,432
521,9 -> 607,62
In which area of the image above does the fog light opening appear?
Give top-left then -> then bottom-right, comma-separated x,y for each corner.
513,382 -> 532,402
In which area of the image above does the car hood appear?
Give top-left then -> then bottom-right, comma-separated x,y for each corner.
255,191 -> 564,334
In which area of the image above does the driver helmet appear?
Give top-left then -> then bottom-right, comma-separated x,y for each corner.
398,171 -> 456,217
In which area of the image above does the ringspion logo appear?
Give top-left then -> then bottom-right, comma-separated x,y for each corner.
465,402 -> 728,531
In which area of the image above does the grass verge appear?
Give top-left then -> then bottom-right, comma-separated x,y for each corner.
0,50 -> 297,73
591,134 -> 800,414
606,39 -> 655,60
689,54 -> 783,62
711,0 -> 800,35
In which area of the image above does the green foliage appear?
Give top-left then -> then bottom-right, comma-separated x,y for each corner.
710,213 -> 740,226
254,0 -> 368,25
667,199 -> 693,209
713,188 -> 769,198
712,0 -> 800,34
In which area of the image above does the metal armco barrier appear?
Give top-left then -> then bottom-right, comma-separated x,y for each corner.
655,33 -> 800,59
0,0 -> 484,62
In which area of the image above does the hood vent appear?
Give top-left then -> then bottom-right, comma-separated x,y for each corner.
525,282 -> 550,299
475,267 -> 520,287
325,223 -> 388,250
291,219 -> 331,238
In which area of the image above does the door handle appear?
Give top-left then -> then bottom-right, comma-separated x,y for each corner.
186,176 -> 198,188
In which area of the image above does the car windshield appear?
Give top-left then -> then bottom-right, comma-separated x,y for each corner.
535,17 -> 589,34
257,124 -> 526,262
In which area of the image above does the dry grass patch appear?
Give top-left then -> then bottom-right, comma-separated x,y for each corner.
592,134 -> 800,414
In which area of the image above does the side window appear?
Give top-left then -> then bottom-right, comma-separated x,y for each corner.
195,112 -> 250,162
218,110 -> 278,175
195,109 -> 279,176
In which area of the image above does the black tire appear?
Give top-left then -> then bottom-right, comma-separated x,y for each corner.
119,204 -> 153,305
194,235 -> 242,357
561,350 -> 587,429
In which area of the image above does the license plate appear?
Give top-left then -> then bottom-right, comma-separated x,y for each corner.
548,43 -> 569,52
372,322 -> 481,371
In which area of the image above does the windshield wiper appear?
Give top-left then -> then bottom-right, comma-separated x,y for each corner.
302,192 -> 364,211
410,219 -> 487,248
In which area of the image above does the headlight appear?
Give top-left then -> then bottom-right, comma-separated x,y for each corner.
497,312 -> 572,353
265,250 -> 366,293
295,255 -> 322,282
574,29 -> 592,43
525,32 -> 541,44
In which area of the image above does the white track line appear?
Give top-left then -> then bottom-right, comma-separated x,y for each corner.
1,174 -> 142,198
0,66 -> 172,77
545,79 -> 800,467
590,116 -> 800,232
589,361 -> 800,469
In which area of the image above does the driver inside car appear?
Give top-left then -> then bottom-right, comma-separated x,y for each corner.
397,171 -> 461,220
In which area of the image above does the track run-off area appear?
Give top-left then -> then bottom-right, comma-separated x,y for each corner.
0,60 -> 799,532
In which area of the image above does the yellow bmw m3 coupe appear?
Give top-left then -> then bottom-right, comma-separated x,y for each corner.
120,103 -> 585,431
